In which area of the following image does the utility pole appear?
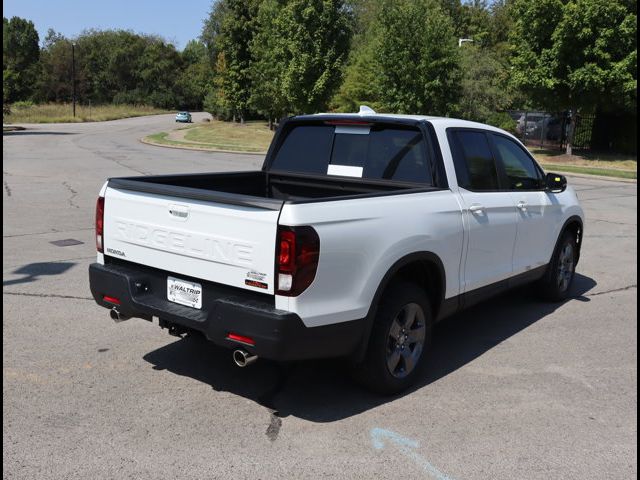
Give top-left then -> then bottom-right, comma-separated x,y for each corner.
72,42 -> 76,118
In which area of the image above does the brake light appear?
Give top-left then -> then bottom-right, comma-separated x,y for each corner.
324,120 -> 373,126
276,226 -> 319,296
278,230 -> 296,272
95,196 -> 105,253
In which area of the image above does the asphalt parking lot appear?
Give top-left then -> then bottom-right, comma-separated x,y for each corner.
3,114 -> 637,479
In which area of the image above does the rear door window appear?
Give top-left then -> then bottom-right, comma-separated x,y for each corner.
449,130 -> 500,191
270,124 -> 432,184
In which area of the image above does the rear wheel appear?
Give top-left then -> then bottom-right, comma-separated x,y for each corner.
352,282 -> 432,394
538,231 -> 577,301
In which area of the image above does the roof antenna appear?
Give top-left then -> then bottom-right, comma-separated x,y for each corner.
358,105 -> 376,115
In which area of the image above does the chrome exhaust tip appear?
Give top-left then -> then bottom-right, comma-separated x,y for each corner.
110,307 -> 130,323
233,349 -> 258,367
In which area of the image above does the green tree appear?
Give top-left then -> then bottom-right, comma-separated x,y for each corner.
375,0 -> 460,115
178,40 -> 212,110
510,0 -> 637,152
37,29 -> 184,108
247,0 -> 353,120
248,0 -> 288,127
277,0 -> 353,114
331,0 -> 382,112
203,51 -> 232,119
330,20 -> 382,112
3,16 -> 40,102
201,0 -> 229,65
458,44 -> 512,122
216,0 -> 261,122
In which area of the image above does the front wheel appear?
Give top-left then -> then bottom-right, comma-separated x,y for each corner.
351,282 -> 432,394
538,232 -> 577,301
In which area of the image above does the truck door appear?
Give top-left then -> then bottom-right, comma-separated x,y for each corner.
488,133 -> 562,273
447,129 -> 518,293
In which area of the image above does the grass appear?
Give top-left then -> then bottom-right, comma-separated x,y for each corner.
530,147 -> 637,179
535,163 -> 636,180
144,120 -> 273,153
4,103 -> 170,123
183,120 -> 273,152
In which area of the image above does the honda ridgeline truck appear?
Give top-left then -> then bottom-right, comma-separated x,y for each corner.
89,107 -> 584,393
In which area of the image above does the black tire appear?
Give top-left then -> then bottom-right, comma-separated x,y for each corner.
538,231 -> 577,301
351,282 -> 433,394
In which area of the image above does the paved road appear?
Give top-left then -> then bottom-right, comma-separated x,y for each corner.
3,114 -> 637,480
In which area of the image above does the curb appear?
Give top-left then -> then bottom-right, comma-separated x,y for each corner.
550,170 -> 637,184
140,136 -> 267,156
2,125 -> 26,132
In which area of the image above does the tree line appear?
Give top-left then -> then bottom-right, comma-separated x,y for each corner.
3,0 -> 637,136
3,18 -> 210,110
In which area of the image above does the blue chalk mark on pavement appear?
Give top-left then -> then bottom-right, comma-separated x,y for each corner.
370,428 -> 457,480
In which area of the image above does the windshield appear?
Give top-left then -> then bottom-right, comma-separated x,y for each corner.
270,123 -> 432,184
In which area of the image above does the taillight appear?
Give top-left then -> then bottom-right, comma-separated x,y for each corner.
276,226 -> 319,296
95,196 -> 105,253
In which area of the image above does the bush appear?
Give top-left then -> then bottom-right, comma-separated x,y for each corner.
203,89 -> 232,121
147,90 -> 178,110
113,90 -> 146,105
486,112 -> 517,134
12,100 -> 35,109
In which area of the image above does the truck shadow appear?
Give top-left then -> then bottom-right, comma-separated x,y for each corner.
143,273 -> 597,423
3,261 -> 76,287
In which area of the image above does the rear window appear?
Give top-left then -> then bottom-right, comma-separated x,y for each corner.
270,123 -> 432,184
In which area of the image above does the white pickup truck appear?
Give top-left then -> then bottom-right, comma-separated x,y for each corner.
89,108 -> 584,393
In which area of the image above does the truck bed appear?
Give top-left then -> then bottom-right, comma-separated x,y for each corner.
108,171 -> 429,210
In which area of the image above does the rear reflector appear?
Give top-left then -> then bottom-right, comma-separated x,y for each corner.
227,333 -> 255,346
103,295 -> 121,305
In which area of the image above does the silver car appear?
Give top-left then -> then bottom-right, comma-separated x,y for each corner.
175,111 -> 192,123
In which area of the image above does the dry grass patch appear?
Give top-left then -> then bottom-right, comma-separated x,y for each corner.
5,103 -> 169,123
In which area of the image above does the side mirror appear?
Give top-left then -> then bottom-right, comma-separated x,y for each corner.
545,172 -> 567,193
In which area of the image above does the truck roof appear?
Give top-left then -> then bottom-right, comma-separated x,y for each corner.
294,106 -> 511,135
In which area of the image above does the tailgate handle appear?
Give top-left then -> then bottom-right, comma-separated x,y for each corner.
168,204 -> 190,221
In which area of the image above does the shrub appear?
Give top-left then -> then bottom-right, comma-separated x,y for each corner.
487,112 -> 517,134
12,100 -> 35,109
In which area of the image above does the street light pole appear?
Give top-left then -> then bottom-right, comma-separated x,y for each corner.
72,42 -> 76,117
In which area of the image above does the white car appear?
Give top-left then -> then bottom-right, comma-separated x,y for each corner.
89,106 -> 584,393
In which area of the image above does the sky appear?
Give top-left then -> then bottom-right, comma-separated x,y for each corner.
3,0 -> 213,50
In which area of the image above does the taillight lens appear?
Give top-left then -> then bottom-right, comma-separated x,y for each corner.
276,226 -> 319,297
95,196 -> 105,253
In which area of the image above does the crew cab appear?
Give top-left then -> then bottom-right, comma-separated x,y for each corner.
89,107 -> 584,393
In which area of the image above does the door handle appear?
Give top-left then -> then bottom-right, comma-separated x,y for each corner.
517,201 -> 528,212
469,204 -> 485,213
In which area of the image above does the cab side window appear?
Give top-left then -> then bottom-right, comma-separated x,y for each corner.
449,130 -> 499,191
492,135 -> 544,190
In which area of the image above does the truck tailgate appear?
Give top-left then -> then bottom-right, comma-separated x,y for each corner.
103,185 -> 281,294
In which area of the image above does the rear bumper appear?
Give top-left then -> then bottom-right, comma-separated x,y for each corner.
89,261 -> 364,361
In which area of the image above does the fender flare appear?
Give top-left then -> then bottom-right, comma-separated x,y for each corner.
553,215 -> 584,265
353,251 -> 446,362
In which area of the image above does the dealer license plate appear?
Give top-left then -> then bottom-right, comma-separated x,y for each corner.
167,276 -> 202,309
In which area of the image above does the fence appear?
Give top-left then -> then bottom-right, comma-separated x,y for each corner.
508,110 -> 637,155
508,111 -> 594,151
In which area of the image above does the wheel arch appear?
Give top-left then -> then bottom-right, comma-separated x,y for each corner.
353,252 -> 446,362
556,215 -> 584,265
